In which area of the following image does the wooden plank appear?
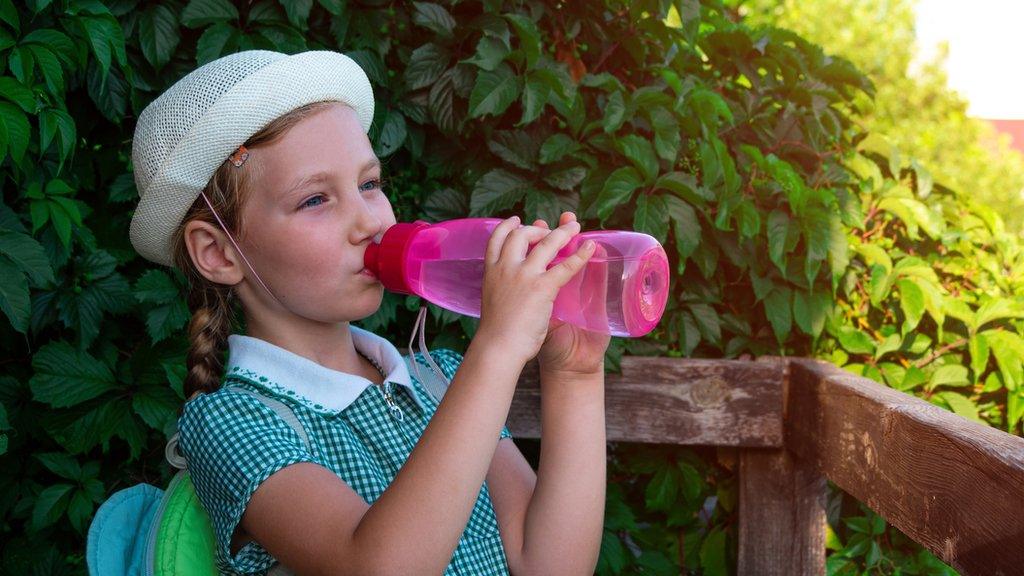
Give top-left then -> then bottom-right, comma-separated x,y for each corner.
788,358 -> 1024,576
738,448 -> 827,576
507,356 -> 785,447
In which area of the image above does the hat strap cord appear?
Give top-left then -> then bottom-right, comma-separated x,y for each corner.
198,191 -> 281,304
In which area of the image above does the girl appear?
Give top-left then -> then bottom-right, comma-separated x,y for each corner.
129,49 -> 609,575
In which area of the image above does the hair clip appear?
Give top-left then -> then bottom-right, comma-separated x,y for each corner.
228,145 -> 249,167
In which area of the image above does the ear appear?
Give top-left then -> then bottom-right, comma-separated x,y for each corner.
183,219 -> 245,286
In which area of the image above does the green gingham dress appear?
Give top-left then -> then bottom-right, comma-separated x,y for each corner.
177,325 -> 513,575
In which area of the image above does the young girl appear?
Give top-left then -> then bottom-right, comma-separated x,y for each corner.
129,49 -> 609,575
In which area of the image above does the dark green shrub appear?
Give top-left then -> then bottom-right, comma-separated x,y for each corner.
2,0 -> 1015,573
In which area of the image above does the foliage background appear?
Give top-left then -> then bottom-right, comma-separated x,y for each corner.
2,0 -> 1021,574
740,0 -> 1024,233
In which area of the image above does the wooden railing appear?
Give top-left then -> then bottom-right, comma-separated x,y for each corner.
508,356 -> 1024,576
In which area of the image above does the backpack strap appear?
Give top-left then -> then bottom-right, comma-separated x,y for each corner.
404,353 -> 451,404
165,385 -> 311,470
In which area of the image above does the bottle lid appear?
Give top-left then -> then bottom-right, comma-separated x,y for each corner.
364,221 -> 430,295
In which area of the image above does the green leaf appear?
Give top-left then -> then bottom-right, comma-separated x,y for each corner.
594,167 -> 642,221
974,298 -> 1024,332
145,299 -> 189,343
67,489 -> 93,533
139,4 -> 180,69
644,465 -> 678,511
984,331 -> 1024,391
132,385 -> 179,431
597,531 -> 629,574
897,279 -> 925,334
538,134 -> 579,165
0,257 -> 29,333
688,303 -> 721,345
969,333 -> 989,377
0,101 -> 30,165
869,264 -> 892,306
542,167 -> 586,191
134,270 -> 179,303
374,110 -> 407,157
0,229 -> 54,285
699,527 -> 728,576
617,134 -> 659,184
405,44 -> 450,90
792,290 -> 829,339
929,365 -> 970,390
280,0 -> 312,29
469,169 -> 530,216
411,2 -> 455,38
29,341 -> 116,408
487,130 -> 536,171
505,14 -> 541,69
764,286 -> 792,343
0,77 -> 36,112
195,22 -> 236,65
656,171 -> 710,204
633,195 -> 669,245
836,326 -> 875,355
602,91 -> 626,133
462,36 -> 508,72
649,106 -> 682,162
31,483 -> 73,531
34,452 -> 81,480
936,391 -> 980,422
468,63 -> 520,119
664,196 -> 701,261
766,210 -> 789,272
518,74 -> 548,125
181,0 -> 239,28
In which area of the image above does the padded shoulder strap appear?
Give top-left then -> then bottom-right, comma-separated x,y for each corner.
165,386 -> 311,470
228,386 -> 311,450
404,353 -> 451,404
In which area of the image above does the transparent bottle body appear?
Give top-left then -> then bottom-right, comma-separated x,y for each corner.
400,218 -> 669,337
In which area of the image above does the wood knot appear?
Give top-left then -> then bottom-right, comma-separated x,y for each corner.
690,376 -> 730,407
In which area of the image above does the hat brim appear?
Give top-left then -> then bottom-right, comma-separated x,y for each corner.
129,51 -> 375,267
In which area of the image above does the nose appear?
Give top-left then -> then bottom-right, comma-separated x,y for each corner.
351,198 -> 386,245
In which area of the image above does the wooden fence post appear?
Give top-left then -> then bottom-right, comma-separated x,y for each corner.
738,448 -> 827,575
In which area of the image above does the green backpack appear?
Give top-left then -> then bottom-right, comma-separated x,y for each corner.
86,353 -> 449,575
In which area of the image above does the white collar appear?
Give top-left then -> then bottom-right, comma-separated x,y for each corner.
224,325 -> 426,415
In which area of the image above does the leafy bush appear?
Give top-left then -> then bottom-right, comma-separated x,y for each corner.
1,0 -> 1018,573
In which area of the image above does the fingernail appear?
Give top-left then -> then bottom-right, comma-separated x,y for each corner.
584,240 -> 596,250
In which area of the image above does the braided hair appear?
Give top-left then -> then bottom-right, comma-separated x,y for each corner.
169,101 -> 338,400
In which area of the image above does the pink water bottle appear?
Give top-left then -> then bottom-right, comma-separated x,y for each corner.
363,217 -> 670,337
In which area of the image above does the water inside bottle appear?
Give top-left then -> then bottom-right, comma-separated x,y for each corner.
418,251 -> 654,337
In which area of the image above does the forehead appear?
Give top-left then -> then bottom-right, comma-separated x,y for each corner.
254,103 -> 378,192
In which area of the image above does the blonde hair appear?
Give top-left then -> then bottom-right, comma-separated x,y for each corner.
170,100 -> 340,399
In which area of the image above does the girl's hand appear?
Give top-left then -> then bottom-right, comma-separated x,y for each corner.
474,212 -> 598,367
535,212 -> 612,377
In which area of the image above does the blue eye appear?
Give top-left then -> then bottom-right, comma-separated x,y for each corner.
300,194 -> 326,209
361,178 -> 384,193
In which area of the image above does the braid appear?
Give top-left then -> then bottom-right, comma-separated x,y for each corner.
184,280 -> 233,399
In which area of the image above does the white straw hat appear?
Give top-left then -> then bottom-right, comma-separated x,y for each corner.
129,50 -> 375,266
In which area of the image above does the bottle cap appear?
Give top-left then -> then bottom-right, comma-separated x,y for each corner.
364,221 -> 430,294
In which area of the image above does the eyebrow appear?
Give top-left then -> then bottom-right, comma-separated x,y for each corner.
280,158 -> 381,197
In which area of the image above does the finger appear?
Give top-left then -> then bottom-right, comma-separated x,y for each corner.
544,238 -> 597,287
584,242 -> 610,331
523,219 -> 581,270
558,211 -> 577,227
499,223 -> 555,262
533,218 -> 549,228
485,216 -> 520,266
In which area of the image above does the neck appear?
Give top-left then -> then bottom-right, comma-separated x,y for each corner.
243,310 -> 364,375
